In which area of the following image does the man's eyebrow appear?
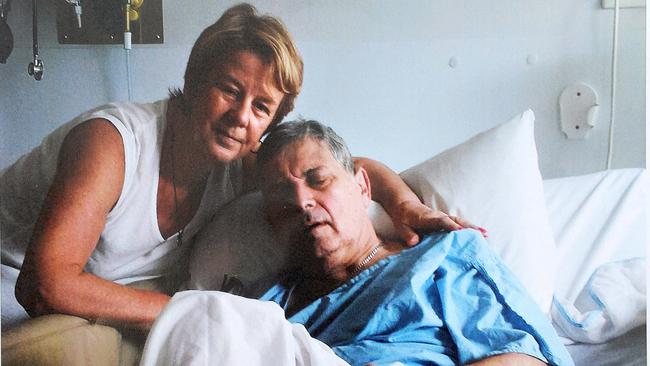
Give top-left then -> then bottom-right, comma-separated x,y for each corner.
305,166 -> 329,177
265,166 -> 325,190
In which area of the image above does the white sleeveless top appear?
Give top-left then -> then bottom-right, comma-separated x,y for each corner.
1,100 -> 243,284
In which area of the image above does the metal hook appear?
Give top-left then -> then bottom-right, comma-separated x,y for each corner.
27,0 -> 43,81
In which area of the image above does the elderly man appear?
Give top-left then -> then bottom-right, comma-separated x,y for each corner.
140,120 -> 573,366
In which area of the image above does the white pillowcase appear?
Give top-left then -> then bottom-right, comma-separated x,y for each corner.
186,191 -> 287,298
187,109 -> 557,312
399,109 -> 556,312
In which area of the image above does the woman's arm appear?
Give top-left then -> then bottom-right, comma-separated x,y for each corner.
15,119 -> 170,330
354,157 -> 486,245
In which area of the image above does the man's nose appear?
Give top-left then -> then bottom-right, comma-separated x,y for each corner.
291,185 -> 316,212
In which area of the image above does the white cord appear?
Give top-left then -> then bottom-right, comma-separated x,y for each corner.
606,0 -> 620,170
125,48 -> 133,101
125,31 -> 133,102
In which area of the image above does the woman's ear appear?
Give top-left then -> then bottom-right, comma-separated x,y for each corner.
354,167 -> 372,206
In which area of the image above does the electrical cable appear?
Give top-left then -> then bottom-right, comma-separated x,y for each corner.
126,49 -> 133,101
606,0 -> 620,169
124,0 -> 133,101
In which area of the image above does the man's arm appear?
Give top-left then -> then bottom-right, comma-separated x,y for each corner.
467,352 -> 548,365
15,120 -> 170,330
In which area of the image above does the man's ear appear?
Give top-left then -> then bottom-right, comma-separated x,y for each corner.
354,167 -> 372,206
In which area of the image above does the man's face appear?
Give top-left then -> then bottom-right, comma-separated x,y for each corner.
188,50 -> 285,163
261,138 -> 372,277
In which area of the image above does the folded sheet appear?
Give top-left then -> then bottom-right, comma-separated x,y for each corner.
551,258 -> 646,344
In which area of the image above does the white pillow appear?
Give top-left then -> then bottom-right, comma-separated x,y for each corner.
186,192 -> 288,298
188,109 -> 556,312
399,109 -> 556,312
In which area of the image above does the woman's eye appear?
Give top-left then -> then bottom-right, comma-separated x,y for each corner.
254,102 -> 270,115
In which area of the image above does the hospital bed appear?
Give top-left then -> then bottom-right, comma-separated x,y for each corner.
2,110 -> 646,366
186,110 -> 648,366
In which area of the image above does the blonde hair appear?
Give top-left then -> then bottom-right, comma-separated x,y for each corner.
171,3 -> 303,126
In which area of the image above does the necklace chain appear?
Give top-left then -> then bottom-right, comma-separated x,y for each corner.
170,123 -> 184,247
352,242 -> 383,275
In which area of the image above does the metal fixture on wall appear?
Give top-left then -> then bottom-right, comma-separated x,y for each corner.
0,0 -> 13,63
27,0 -> 44,80
54,0 -> 162,100
64,0 -> 82,28
55,0 -> 163,45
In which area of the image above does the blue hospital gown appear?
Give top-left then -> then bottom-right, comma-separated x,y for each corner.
260,229 -> 574,366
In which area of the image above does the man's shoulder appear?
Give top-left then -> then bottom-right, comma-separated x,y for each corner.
411,229 -> 497,270
419,229 -> 486,254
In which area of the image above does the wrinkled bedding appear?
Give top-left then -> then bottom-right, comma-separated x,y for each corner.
543,169 -> 647,365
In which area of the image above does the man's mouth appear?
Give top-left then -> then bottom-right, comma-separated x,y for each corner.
302,210 -> 329,228
305,222 -> 328,234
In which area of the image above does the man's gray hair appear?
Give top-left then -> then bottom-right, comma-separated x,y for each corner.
257,119 -> 354,174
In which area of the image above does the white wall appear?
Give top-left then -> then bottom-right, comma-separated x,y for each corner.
0,0 -> 645,178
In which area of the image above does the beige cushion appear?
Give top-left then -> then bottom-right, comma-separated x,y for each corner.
2,314 -> 120,366
1,277 -> 168,366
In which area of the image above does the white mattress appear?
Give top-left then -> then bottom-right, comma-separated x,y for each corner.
542,168 -> 648,365
565,325 -> 646,366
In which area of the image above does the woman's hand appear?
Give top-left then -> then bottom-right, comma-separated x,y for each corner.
393,200 -> 488,246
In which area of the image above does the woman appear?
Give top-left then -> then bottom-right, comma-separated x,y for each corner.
1,4 -> 467,330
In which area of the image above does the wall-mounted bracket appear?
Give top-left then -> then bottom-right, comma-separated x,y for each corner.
559,83 -> 599,139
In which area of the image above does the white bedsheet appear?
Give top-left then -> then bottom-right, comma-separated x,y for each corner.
566,325 -> 646,366
139,291 -> 349,366
543,168 -> 647,301
543,168 -> 648,365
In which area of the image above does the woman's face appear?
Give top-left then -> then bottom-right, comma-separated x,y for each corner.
189,51 -> 285,163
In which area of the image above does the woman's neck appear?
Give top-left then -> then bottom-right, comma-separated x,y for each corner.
164,99 -> 214,186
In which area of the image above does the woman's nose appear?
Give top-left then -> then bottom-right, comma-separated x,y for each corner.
229,99 -> 251,127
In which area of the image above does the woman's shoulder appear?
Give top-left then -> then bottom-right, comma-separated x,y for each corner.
79,99 -> 168,135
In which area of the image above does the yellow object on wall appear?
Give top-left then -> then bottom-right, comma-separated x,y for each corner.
129,0 -> 144,22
